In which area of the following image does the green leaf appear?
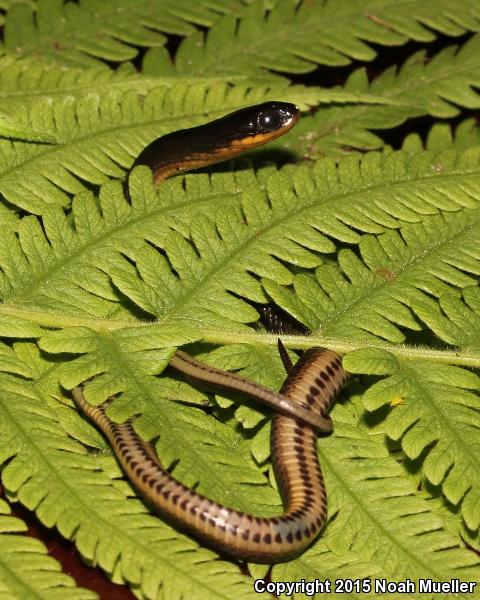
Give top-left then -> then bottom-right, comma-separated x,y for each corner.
0,372 -> 261,599
171,0 -> 480,77
273,407 -> 479,590
286,34 -> 480,156
413,287 -> 480,351
404,119 -> 480,154
351,350 -> 480,529
0,80 -> 384,213
0,314 -> 43,338
2,0 -> 246,67
0,5 -> 479,594
263,206 -> 480,347
0,499 -> 96,599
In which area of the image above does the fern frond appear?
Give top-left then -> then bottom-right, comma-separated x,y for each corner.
0,54 -> 298,111
427,486 -> 480,553
3,338 -> 477,594
272,404 -> 479,588
1,148 -> 479,343
413,286 -> 480,351
263,209 -> 479,344
0,370 -> 262,599
37,327 -> 283,514
0,170 -> 267,322
0,80 -> 390,213
1,3 -> 479,594
4,0 -> 480,73
1,0 -> 246,67
285,34 -> 480,157
0,110 -> 57,142
257,183 -> 480,529
345,348 -> 480,530
170,0 -> 480,77
403,119 -> 480,154
0,55 -> 165,105
0,499 -> 96,600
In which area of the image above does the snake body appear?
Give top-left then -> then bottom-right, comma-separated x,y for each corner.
124,101 -> 326,432
170,349 -> 333,432
73,103 -> 349,562
126,101 -> 299,187
72,348 -> 348,563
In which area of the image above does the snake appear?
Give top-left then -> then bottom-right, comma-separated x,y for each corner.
122,101 -> 329,432
73,102 -> 349,562
170,348 -> 333,432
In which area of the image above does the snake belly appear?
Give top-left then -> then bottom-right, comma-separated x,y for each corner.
72,347 -> 348,563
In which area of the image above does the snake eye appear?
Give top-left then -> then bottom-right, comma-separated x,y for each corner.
256,110 -> 283,132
